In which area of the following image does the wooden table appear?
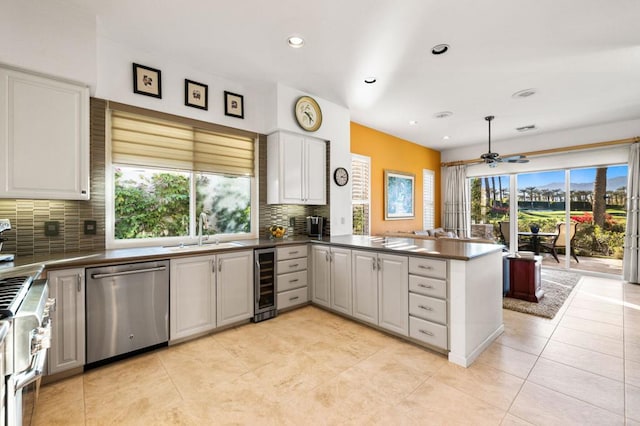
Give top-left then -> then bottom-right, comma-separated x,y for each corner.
517,232 -> 556,255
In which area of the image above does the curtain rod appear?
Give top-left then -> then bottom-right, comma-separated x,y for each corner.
441,136 -> 640,167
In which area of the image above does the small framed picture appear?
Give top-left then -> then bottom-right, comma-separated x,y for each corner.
132,63 -> 162,98
185,79 -> 208,110
384,170 -> 415,220
224,91 -> 244,119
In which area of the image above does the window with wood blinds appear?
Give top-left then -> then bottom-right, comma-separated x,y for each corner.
423,169 -> 435,230
111,109 -> 255,176
352,154 -> 371,235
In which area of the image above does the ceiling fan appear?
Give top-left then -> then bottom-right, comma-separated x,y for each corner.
480,115 -> 529,167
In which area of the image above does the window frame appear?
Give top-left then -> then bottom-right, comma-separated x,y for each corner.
423,169 -> 435,230
105,110 -> 258,249
351,153 -> 371,235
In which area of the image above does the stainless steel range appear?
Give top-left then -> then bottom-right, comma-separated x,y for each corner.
0,274 -> 54,426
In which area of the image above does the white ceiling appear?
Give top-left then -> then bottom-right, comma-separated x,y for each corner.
62,0 -> 640,151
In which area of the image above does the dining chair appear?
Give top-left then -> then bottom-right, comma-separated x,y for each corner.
498,221 -> 530,251
539,222 -> 579,263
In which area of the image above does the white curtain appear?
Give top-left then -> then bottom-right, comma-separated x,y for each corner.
442,165 -> 470,238
623,142 -> 640,284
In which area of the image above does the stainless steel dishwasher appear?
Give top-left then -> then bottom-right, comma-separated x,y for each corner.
86,260 -> 169,367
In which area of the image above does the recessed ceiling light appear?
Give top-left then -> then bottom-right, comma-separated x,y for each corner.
443,136 -> 450,140
433,111 -> 453,119
287,36 -> 305,48
516,124 -> 537,132
409,120 -> 418,125
431,44 -> 450,55
364,77 -> 377,84
512,88 -> 537,99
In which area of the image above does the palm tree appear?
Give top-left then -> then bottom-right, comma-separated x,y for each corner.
593,167 -> 607,227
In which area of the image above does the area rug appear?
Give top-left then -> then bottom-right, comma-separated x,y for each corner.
503,269 -> 581,319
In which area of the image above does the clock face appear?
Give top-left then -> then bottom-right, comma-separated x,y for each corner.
295,96 -> 322,132
334,167 -> 349,186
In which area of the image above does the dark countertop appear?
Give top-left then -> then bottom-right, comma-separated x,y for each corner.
0,235 -> 502,277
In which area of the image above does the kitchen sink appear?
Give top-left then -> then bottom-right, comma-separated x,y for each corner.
164,241 -> 243,252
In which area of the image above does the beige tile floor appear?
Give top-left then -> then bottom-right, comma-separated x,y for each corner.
34,274 -> 640,425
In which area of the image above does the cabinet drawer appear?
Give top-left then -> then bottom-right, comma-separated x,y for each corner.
409,257 -> 447,279
278,257 -> 307,273
410,316 -> 448,350
409,293 -> 447,324
277,287 -> 308,310
278,270 -> 308,292
409,275 -> 447,299
277,245 -> 307,261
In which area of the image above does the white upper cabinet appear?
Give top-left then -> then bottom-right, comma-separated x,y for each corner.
267,131 -> 326,205
0,66 -> 90,200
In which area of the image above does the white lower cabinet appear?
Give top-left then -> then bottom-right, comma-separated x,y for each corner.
47,268 -> 85,374
216,250 -> 253,327
170,255 -> 217,341
311,245 -> 352,315
276,245 -> 309,310
408,257 -> 448,350
351,250 -> 408,335
170,250 -> 254,341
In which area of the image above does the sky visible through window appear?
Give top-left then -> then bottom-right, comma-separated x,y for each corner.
516,165 -> 628,189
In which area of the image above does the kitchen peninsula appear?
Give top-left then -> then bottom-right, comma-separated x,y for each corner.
0,235 -> 504,369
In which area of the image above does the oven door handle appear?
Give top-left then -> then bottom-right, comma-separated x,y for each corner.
13,349 -> 47,392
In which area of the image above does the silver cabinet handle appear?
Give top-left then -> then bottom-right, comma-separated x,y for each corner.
418,283 -> 434,289
418,265 -> 433,270
218,259 -> 222,272
289,278 -> 299,283
90,266 -> 166,279
289,263 -> 299,268
77,273 -> 81,292
377,258 -> 381,270
212,260 -> 216,273
418,305 -> 433,311
372,258 -> 376,271
419,329 -> 434,336
289,296 -> 300,301
289,251 -> 299,255
325,252 -> 329,262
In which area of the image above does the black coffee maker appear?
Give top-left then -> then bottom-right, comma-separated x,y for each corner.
306,216 -> 324,238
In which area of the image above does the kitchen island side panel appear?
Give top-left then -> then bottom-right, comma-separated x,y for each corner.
448,250 -> 504,367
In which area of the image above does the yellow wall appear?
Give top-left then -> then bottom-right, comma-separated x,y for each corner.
351,122 -> 441,235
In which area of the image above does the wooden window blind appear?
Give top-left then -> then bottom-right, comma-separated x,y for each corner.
111,110 -> 255,176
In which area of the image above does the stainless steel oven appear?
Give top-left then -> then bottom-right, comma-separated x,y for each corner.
0,276 -> 54,426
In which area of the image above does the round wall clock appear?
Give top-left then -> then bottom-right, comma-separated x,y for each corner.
294,96 -> 322,132
333,167 -> 349,186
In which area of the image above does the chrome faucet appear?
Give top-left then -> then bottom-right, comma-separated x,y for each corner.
198,211 -> 210,246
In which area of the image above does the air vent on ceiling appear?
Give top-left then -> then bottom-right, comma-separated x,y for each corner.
433,111 -> 453,119
516,124 -> 537,132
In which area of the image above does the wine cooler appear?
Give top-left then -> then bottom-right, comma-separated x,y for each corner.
253,247 -> 277,322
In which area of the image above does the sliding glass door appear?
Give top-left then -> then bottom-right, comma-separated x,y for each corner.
469,163 -> 627,275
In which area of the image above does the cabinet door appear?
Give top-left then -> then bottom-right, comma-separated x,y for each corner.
304,137 -> 326,205
330,247 -> 352,315
351,250 -> 378,325
311,245 -> 331,307
48,268 -> 85,374
170,255 -> 216,341
0,67 -> 89,200
280,132 -> 305,203
378,253 -> 409,336
217,250 -> 254,327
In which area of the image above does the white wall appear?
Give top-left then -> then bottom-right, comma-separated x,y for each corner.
441,118 -> 640,166
0,0 -> 97,87
96,37 -> 271,135
271,84 -> 353,236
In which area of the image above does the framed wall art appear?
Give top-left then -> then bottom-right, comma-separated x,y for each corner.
185,79 -> 208,110
132,63 -> 162,98
224,91 -> 244,118
384,170 -> 415,220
